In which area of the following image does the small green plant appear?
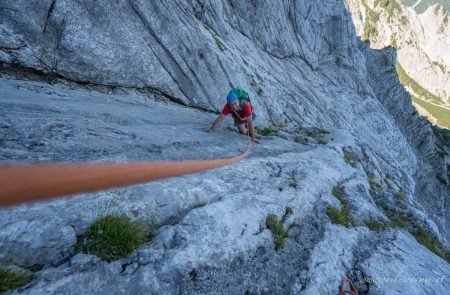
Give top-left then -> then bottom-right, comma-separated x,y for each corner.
81,215 -> 149,261
214,36 -> 225,51
363,14 -> 378,40
364,219 -> 386,231
343,149 -> 357,167
306,130 -> 316,138
266,214 -> 288,250
393,190 -> 406,201
258,127 -> 273,136
327,207 -> 351,228
413,228 -> 450,263
390,215 -> 407,228
386,179 -> 393,190
390,32 -> 398,49
376,0 -> 402,21
332,185 -> 345,201
328,185 -> 351,227
368,174 -> 383,196
0,267 -> 31,293
203,23 -> 225,51
317,139 -> 328,145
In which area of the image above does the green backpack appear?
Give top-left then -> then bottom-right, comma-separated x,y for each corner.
228,88 -> 251,108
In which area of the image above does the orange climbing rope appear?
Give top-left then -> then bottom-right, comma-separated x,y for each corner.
0,139 -> 253,207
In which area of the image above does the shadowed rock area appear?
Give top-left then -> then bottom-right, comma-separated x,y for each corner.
0,0 -> 449,294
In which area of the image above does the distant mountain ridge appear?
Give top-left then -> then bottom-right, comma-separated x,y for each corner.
346,0 -> 450,128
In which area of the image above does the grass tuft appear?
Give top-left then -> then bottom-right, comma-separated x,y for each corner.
203,23 -> 225,51
368,174 -> 383,197
266,214 -> 288,250
306,131 -> 316,138
80,215 -> 149,261
343,149 -> 357,167
393,190 -> 406,201
364,219 -> 386,231
332,185 -> 345,201
0,267 -> 31,293
413,228 -> 450,263
327,207 -> 351,228
328,185 -> 351,227
258,127 -> 273,136
390,215 -> 407,228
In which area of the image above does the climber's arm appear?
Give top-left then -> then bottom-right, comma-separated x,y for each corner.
206,114 -> 226,133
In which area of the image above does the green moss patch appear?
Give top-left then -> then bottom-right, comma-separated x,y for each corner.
376,0 -> 402,20
361,1 -> 379,40
390,216 -> 407,228
393,190 -> 406,201
332,185 -> 345,201
328,185 -> 351,227
327,207 -> 351,228
390,32 -> 398,49
0,267 -> 31,293
343,148 -> 357,167
413,228 -> 450,263
364,219 -> 387,231
203,23 -> 225,51
80,215 -> 149,261
266,214 -> 288,250
258,127 -> 273,136
368,174 -> 383,197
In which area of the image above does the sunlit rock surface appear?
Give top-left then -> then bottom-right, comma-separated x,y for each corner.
0,0 -> 448,293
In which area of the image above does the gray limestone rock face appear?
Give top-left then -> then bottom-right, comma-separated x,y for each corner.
0,0 -> 449,294
0,207 -> 77,267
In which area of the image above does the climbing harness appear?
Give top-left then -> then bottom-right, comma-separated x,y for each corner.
0,136 -> 254,207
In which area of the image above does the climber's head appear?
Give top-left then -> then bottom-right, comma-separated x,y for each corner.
227,92 -> 239,111
227,92 -> 238,104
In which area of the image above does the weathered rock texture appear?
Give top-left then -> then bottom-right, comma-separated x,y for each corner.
0,0 -> 449,294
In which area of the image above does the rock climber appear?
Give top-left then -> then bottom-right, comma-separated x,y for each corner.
206,89 -> 259,143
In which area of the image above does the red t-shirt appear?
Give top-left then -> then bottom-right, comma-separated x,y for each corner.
221,101 -> 252,123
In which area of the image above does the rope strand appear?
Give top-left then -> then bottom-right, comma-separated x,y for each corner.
0,139 -> 253,207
